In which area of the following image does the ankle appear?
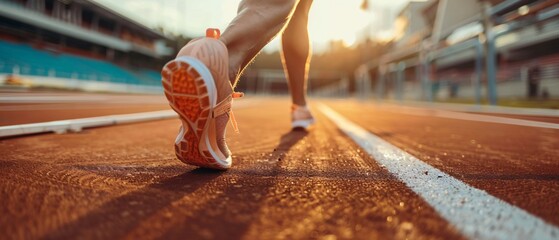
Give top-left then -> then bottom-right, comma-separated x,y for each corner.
292,100 -> 307,107
228,66 -> 240,87
220,39 -> 243,87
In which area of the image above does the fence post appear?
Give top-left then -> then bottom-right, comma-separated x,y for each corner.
396,62 -> 406,101
420,47 -> 432,102
475,37 -> 483,105
481,1 -> 498,105
376,66 -> 385,101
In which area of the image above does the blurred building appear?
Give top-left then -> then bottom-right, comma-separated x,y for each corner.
355,0 -> 559,102
0,0 -> 173,93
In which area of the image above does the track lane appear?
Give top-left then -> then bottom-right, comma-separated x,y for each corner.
0,92 -> 170,126
325,100 -> 559,227
1,98 -> 464,239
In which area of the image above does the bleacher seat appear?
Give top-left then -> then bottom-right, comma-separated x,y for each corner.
0,40 -> 161,86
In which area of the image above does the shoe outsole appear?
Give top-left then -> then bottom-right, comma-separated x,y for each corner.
161,58 -> 230,170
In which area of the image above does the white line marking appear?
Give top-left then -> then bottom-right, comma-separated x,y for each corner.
0,99 -> 252,138
0,105 -> 165,111
319,104 -> 559,240
382,105 -> 559,130
0,110 -> 177,138
386,101 -> 559,117
0,96 -> 108,103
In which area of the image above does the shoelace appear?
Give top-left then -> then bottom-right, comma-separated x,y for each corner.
229,92 -> 244,133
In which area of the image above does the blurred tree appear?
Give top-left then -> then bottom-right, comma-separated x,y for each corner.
246,38 -> 392,92
154,25 -> 193,56
311,38 -> 392,90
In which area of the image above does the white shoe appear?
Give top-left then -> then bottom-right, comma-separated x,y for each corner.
161,28 -> 242,170
291,104 -> 315,129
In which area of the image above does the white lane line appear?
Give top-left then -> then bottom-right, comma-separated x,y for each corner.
382,105 -> 559,130
319,104 -> 559,240
0,110 -> 177,138
0,103 -> 167,111
0,96 -> 108,103
386,101 -> 559,117
0,99 -> 252,138
0,94 -> 167,104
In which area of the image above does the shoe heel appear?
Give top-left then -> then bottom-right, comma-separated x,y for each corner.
162,57 -> 231,169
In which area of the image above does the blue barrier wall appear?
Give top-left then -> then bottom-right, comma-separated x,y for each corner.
0,40 -> 161,86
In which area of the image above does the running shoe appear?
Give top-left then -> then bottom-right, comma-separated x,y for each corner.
291,104 -> 315,129
161,28 -> 241,170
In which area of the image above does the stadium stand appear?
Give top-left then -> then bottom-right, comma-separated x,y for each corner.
0,0 -> 174,93
0,40 -> 160,85
354,0 -> 559,101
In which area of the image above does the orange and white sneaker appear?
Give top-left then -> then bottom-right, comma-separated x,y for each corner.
291,104 -> 315,129
161,28 -> 242,170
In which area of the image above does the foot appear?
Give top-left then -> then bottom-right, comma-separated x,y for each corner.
161,29 -> 240,170
291,104 -> 315,129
